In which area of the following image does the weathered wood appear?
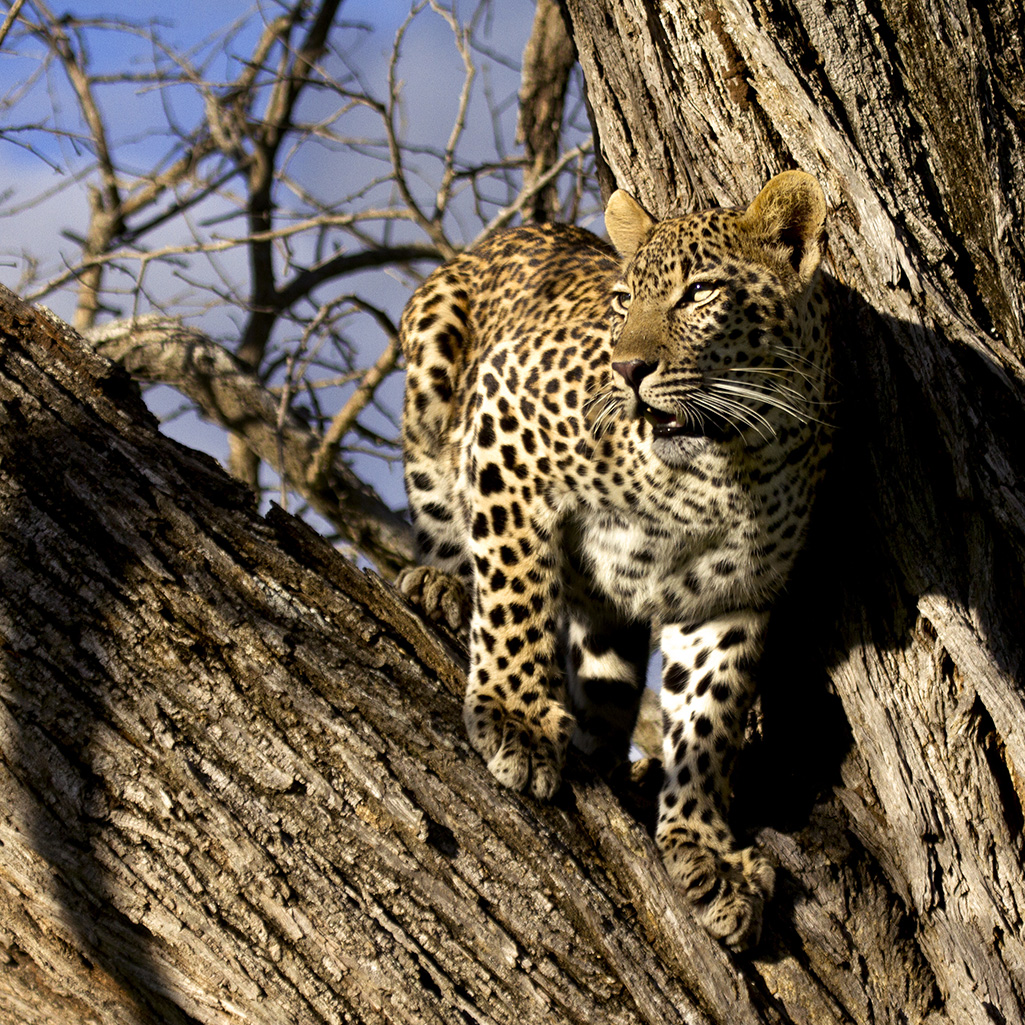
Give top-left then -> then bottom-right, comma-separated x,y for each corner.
518,0 -> 578,222
563,0 -> 1025,1020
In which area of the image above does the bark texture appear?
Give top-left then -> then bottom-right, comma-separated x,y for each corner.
563,0 -> 1025,1020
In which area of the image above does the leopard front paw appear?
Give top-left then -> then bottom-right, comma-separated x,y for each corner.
464,693 -> 575,800
396,564 -> 468,633
662,841 -> 775,951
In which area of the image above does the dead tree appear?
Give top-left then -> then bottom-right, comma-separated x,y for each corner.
562,0 -> 1025,1018
1,0 -> 1024,1023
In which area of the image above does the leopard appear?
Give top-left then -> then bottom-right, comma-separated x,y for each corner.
397,170 -> 831,950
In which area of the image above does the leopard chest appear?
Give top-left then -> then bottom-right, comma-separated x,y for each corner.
571,442 -> 809,623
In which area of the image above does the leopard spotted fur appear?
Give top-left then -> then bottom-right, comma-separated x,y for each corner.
398,171 -> 831,949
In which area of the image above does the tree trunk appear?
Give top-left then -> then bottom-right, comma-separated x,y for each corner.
2,0 -> 1024,1022
564,0 -> 1025,1020
518,0 -> 578,223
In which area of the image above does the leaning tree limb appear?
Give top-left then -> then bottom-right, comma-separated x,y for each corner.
517,0 -> 578,223
83,314 -> 414,578
0,277 -> 962,1023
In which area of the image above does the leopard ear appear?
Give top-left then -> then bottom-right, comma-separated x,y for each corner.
605,189 -> 656,260
740,170 -> 827,282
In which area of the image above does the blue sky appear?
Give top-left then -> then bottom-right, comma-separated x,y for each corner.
0,1 -> 558,508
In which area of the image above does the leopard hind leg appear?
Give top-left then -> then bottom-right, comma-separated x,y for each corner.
398,263 -> 473,632
565,595 -> 651,771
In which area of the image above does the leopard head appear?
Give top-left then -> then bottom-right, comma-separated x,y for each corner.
596,171 -> 829,467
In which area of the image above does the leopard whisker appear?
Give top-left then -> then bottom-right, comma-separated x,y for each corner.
722,367 -> 816,404
668,398 -> 713,433
731,358 -> 821,387
585,390 -> 625,439
714,382 -> 809,420
769,343 -> 831,383
706,379 -> 817,426
688,391 -> 776,441
715,379 -> 834,429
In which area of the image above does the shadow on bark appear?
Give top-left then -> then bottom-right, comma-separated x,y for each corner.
733,279 -> 1025,1013
0,381 -> 211,1022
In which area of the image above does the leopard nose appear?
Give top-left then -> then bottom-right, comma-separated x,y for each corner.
612,358 -> 657,395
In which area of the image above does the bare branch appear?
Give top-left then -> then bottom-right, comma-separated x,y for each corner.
429,0 -> 477,223
84,314 -> 415,576
0,0 -> 27,48
473,138 -> 592,243
307,300 -> 402,492
236,0 -> 344,380
274,242 -> 441,310
517,0 -> 577,223
382,3 -> 457,260
26,0 -> 124,329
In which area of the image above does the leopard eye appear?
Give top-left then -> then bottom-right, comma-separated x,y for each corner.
611,283 -> 633,316
679,281 -> 721,307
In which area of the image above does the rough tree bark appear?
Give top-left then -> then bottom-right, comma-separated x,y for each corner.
1,2 -> 1024,1025
563,0 -> 1025,1019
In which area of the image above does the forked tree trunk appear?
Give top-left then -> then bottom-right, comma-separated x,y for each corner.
563,0 -> 1025,1019
1,1 -> 1024,1023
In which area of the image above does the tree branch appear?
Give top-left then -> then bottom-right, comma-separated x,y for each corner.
26,0 -> 123,330
0,0 -> 27,48
236,0 -> 344,375
516,0 -> 577,223
83,313 -> 414,577
306,299 -> 401,492
274,243 -> 441,311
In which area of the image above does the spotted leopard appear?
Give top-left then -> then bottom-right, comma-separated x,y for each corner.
397,171 -> 831,949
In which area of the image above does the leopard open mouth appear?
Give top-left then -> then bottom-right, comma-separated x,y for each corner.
640,403 -> 736,442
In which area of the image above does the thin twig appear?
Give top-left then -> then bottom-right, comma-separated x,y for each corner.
307,299 -> 401,492
0,0 -> 28,49
472,138 -> 593,244
429,0 -> 476,223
